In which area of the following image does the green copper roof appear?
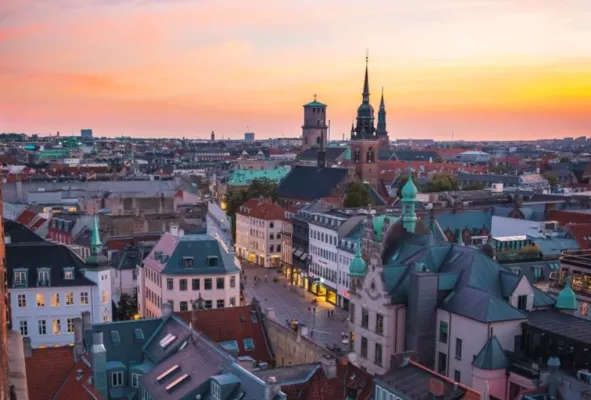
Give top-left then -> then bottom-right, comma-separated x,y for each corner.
401,171 -> 418,199
555,276 -> 578,310
303,100 -> 327,107
227,166 -> 290,187
472,336 -> 509,370
372,215 -> 398,242
91,215 -> 102,248
349,242 -> 367,277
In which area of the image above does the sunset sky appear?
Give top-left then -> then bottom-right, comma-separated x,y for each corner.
1,0 -> 591,140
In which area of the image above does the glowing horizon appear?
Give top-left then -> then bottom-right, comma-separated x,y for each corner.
1,0 -> 591,140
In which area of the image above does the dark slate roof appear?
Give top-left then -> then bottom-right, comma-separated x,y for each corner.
277,166 -> 348,200
457,172 -> 520,185
84,318 -> 162,366
160,235 -> 240,276
364,182 -> 387,206
3,219 -> 43,243
472,336 -> 509,370
110,246 -> 143,271
392,150 -> 440,162
143,317 -> 193,364
298,146 -> 347,162
441,286 -> 527,323
6,242 -> 96,288
526,310 -> 591,345
253,363 -> 320,385
434,209 -> 492,237
73,228 -> 92,247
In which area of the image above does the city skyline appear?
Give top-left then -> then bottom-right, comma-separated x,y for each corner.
1,0 -> 591,140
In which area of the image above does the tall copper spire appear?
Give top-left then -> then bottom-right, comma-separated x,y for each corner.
362,50 -> 370,103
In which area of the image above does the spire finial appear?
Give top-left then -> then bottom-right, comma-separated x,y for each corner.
314,93 -> 317,102
366,48 -> 369,65
362,51 -> 370,102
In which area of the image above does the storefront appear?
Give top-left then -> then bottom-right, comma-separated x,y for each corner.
310,278 -> 327,297
326,288 -> 337,306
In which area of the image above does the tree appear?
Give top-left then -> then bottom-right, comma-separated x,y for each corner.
112,292 -> 138,321
462,182 -> 485,191
559,156 -> 571,163
542,172 -> 558,187
422,173 -> 458,193
344,182 -> 373,207
225,179 -> 279,240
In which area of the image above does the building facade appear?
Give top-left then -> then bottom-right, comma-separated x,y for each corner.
235,198 -> 285,268
138,232 -> 241,318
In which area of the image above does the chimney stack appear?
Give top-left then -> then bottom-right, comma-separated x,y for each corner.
162,301 -> 173,319
73,317 -> 84,361
81,311 -> 91,332
22,336 -> 32,357
91,331 -> 108,399
428,378 -> 445,399
265,376 -> 281,400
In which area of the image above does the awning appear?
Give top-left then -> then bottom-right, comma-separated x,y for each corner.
293,250 -> 303,258
300,252 -> 308,261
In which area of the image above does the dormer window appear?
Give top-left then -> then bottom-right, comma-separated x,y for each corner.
64,267 -> 74,280
38,269 -> 50,286
211,382 -> 221,400
183,257 -> 194,268
13,270 -> 27,287
207,256 -> 218,267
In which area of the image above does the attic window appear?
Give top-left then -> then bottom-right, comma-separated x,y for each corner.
37,269 -> 50,286
64,267 -> 74,280
243,338 -> 255,351
211,382 -> 222,400
207,256 -> 218,267
110,330 -> 121,345
183,257 -> 194,268
133,328 -> 144,342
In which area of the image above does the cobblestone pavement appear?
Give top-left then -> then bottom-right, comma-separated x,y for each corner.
241,262 -> 349,351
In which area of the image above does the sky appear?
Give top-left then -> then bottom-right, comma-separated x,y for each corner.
1,0 -> 591,141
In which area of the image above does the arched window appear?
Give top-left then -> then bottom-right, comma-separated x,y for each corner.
354,149 -> 360,163
316,136 -> 320,144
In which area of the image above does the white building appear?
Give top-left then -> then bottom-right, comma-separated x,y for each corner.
235,197 -> 285,268
308,211 -> 365,308
7,239 -> 100,348
138,231 -> 241,318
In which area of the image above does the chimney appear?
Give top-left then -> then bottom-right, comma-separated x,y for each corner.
22,336 -> 32,357
170,223 -> 180,237
91,331 -> 108,399
265,376 -> 281,400
258,195 -> 265,205
428,378 -> 445,399
320,354 -> 337,379
4,235 -> 11,244
73,317 -> 84,361
81,311 -> 91,332
298,324 -> 309,337
265,307 -> 275,320
162,301 -> 173,319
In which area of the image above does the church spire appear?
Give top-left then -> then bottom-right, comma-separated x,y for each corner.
362,51 -> 370,103
379,87 -> 385,109
377,86 -> 387,136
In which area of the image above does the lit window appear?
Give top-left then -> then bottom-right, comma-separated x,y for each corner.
64,269 -> 74,280
65,292 -> 74,305
20,321 -> 28,336
102,291 -> 108,304
38,320 -> 47,335
36,293 -> 45,307
53,319 -> 61,335
51,293 -> 59,307
80,292 -> 89,305
17,294 -> 27,308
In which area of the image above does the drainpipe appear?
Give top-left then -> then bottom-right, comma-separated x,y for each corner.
447,313 -> 452,376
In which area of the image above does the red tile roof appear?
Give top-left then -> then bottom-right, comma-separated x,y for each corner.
55,357 -> 102,400
175,305 -> 274,365
29,217 -> 47,232
237,198 -> 286,221
567,223 -> 591,250
25,347 -> 78,400
16,209 -> 37,226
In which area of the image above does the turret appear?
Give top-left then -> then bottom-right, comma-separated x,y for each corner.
555,276 -> 578,311
401,167 -> 418,233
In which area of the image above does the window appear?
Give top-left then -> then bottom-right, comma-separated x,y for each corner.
517,295 -> 528,310
51,293 -> 59,307
36,293 -> 45,307
179,279 -> 187,291
230,297 -> 236,306
131,373 -> 140,388
360,337 -> 368,358
67,318 -> 75,333
455,338 -> 462,360
361,308 -> 369,328
205,278 -> 212,290
230,276 -> 236,288
192,278 -> 200,291
38,270 -> 50,286
53,319 -> 61,335
180,301 -> 188,312
350,303 -> 355,324
216,277 -> 224,290
375,343 -> 383,366
375,313 -> 384,335
167,278 -> 173,290
111,371 -> 124,387
439,321 -> 448,343
211,382 -> 221,400
65,292 -> 74,305
270,222 -> 274,228
437,352 -> 447,374
205,300 -> 212,309
64,269 -> 74,280
207,256 -> 218,267
581,302 -> 589,317
270,245 -> 274,253
243,338 -> 255,351
14,271 -> 27,286
454,370 -> 461,382
270,234 -> 274,240
102,291 -> 108,304
183,257 -> 194,268
38,320 -> 47,335
80,292 -> 89,305
20,320 -> 28,336
217,300 -> 225,308
17,294 -> 27,308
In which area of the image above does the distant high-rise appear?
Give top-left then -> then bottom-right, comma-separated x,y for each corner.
301,94 -> 328,151
0,189 -> 9,399
211,131 -> 215,141
80,129 -> 93,138
244,132 -> 255,142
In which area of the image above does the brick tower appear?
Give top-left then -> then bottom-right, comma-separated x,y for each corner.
301,95 -> 328,151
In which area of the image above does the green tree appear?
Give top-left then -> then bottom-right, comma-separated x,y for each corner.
542,172 -> 558,187
559,156 -> 571,163
344,182 -> 373,207
423,173 -> 458,193
462,182 -> 485,191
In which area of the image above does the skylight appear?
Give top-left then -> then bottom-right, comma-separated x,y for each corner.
165,373 -> 189,392
109,330 -> 121,345
156,365 -> 179,382
133,328 -> 144,342
159,333 -> 177,349
243,338 -> 255,351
